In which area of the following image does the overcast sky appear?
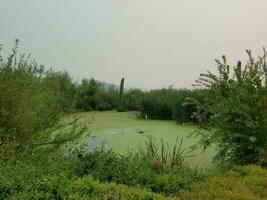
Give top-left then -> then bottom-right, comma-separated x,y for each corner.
0,0 -> 267,89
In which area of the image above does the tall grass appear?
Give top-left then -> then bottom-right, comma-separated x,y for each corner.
138,135 -> 197,172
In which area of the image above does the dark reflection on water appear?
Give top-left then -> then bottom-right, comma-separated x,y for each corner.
62,135 -> 112,159
81,135 -> 111,153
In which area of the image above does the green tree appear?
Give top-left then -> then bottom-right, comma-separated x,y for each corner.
139,88 -> 204,122
75,78 -> 118,111
124,89 -> 144,110
194,49 -> 267,165
0,41 -> 62,150
0,41 -> 84,153
53,71 -> 77,112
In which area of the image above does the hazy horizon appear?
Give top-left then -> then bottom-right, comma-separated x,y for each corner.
1,0 -> 267,89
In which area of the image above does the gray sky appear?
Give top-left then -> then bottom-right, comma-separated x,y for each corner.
0,0 -> 267,89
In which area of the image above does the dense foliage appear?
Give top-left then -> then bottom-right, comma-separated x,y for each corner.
194,50 -> 267,166
74,82 -> 206,124
75,78 -> 119,111
124,89 -> 144,111
180,165 -> 267,200
75,136 -> 199,195
0,41 -> 87,152
1,151 -> 266,200
0,41 -> 62,150
0,153 -> 171,200
139,88 -> 206,123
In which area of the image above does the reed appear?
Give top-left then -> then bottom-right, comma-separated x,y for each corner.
138,135 -> 197,172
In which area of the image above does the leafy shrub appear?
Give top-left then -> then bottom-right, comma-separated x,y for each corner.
194,50 -> 267,165
0,41 -> 63,151
76,151 -> 154,187
74,136 -> 200,195
1,146 -> 266,200
100,183 -> 172,200
180,165 -> 267,200
149,174 -> 193,195
0,153 -> 174,200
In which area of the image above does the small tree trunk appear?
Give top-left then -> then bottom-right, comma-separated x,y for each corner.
119,78 -> 125,111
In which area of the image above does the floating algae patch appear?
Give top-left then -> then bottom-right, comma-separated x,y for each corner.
65,111 -> 217,168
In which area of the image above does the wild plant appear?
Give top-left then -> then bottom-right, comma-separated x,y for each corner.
137,135 -> 197,173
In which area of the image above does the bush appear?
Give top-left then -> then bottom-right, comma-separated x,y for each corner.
0,153 -> 174,200
74,136 -> 200,195
76,151 -> 154,187
194,50 -> 267,165
180,165 -> 267,200
149,174 -> 193,195
0,41 -> 63,151
1,146 -> 266,200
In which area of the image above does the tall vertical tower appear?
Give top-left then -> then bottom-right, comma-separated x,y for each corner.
119,78 -> 125,111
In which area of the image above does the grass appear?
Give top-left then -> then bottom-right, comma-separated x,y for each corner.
64,110 -> 216,168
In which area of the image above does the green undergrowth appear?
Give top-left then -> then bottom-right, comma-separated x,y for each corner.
0,153 -> 176,200
180,165 -> 267,200
1,150 -> 266,200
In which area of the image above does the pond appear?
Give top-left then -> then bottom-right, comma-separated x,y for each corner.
65,111 -> 216,168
